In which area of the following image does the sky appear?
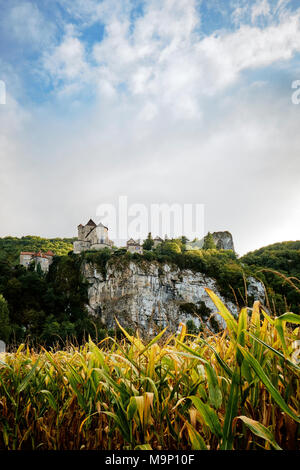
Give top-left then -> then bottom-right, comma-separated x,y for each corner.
0,0 -> 300,255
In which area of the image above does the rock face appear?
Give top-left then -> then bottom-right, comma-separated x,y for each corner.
212,231 -> 235,251
187,231 -> 235,252
247,276 -> 265,303
83,258 -> 264,336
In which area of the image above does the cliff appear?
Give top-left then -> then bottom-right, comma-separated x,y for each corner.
83,257 -> 265,336
212,231 -> 235,251
186,231 -> 235,252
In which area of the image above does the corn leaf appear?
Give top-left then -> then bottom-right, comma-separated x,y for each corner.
186,422 -> 208,450
237,345 -> 300,423
236,416 -> 282,450
188,396 -> 222,438
134,444 -> 152,450
17,359 -> 40,393
275,313 -> 300,356
205,288 -> 238,339
221,367 -> 240,450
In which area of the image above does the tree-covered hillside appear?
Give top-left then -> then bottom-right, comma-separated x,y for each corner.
241,241 -> 300,314
0,236 -> 299,347
0,236 -> 75,265
0,236 -> 252,346
0,253 -> 98,346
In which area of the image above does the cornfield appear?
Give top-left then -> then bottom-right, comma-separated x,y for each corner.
0,288 -> 299,450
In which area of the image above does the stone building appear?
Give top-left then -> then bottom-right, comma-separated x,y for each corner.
73,219 -> 113,254
126,238 -> 143,254
20,251 -> 54,272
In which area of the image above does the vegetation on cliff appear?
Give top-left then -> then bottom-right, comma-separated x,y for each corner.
241,241 -> 300,315
0,237 -> 299,346
0,292 -> 299,450
0,236 -> 74,264
83,244 -> 252,306
0,253 -> 102,345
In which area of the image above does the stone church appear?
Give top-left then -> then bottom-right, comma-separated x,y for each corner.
73,219 -> 113,254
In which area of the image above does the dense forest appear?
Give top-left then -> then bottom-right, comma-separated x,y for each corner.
0,235 -> 299,347
241,241 -> 300,314
0,236 -> 74,264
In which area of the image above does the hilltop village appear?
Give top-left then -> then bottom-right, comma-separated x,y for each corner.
19,218 -> 234,272
73,218 -> 166,255
73,218 -> 158,255
73,218 -> 234,255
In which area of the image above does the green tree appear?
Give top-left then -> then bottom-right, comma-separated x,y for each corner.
0,294 -> 11,343
36,262 -> 43,276
181,236 -> 189,253
156,241 -> 181,256
203,232 -> 216,250
143,233 -> 154,251
42,316 -> 61,343
186,319 -> 198,335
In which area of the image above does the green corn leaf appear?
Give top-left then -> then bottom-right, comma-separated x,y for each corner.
186,422 -> 208,450
199,338 -> 233,378
127,396 -> 138,420
140,376 -> 159,403
221,367 -> 240,450
276,312 -> 300,323
275,313 -> 300,356
236,416 -> 282,450
205,363 -> 222,410
236,308 -> 247,365
205,288 -> 238,339
102,411 -> 131,442
175,340 -> 210,366
39,390 -> 58,412
134,444 -> 152,450
237,345 -> 300,423
241,358 -> 253,384
246,331 -> 300,372
17,359 -> 40,393
138,327 -> 168,356
175,340 -> 222,409
188,396 -> 222,438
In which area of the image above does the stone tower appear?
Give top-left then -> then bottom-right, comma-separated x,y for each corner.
73,219 -> 113,254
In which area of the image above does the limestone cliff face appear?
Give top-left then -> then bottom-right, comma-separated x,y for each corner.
187,231 -> 235,252
212,231 -> 235,251
83,259 -> 265,335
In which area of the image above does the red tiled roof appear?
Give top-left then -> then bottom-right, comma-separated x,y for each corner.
20,251 -> 54,259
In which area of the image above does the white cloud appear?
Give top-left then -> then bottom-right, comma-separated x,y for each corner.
197,13 -> 300,91
43,25 -> 89,84
251,0 -> 271,23
40,1 -> 300,120
4,1 -> 55,48
1,1 -> 300,254
1,75 -> 300,255
0,92 -> 34,231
